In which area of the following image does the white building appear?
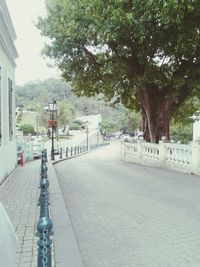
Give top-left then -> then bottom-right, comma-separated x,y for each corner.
0,0 -> 18,183
76,114 -> 102,130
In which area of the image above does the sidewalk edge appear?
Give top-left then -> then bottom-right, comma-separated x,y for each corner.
48,162 -> 84,267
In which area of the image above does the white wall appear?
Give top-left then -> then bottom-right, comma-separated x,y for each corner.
0,43 -> 17,183
0,0 -> 18,183
0,140 -> 17,182
0,44 -> 15,143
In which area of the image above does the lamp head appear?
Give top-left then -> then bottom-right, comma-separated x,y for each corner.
48,99 -> 57,111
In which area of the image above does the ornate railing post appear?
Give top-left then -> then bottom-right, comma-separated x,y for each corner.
36,217 -> 53,267
39,178 -> 49,218
70,147 -> 73,156
40,163 -> 48,179
43,149 -> 48,162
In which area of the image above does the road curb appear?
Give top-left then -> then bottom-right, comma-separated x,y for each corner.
48,162 -> 84,267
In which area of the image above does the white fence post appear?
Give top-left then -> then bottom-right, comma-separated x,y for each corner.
159,136 -> 169,166
191,140 -> 200,174
137,138 -> 144,163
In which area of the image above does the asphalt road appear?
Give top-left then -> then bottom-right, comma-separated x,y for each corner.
55,141 -> 200,267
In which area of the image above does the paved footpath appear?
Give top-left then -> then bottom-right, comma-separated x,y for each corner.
54,141 -> 200,267
0,160 -> 40,267
0,154 -> 83,267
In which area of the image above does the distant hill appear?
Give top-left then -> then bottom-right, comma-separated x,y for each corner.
15,78 -> 123,118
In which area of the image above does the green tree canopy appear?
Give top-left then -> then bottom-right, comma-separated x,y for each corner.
171,123 -> 193,144
37,0 -> 200,142
100,118 -> 120,134
58,100 -> 76,131
118,110 -> 141,134
19,124 -> 35,135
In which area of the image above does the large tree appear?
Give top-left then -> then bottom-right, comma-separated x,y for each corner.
37,0 -> 200,142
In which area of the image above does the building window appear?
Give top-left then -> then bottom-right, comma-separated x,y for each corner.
8,78 -> 13,141
0,67 -> 1,145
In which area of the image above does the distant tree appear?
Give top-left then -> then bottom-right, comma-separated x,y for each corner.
100,119 -> 120,134
58,101 -> 76,132
15,78 -> 118,118
171,123 -> 193,144
33,89 -> 50,130
19,124 -> 35,135
69,120 -> 83,130
15,79 -> 72,109
117,111 -> 141,134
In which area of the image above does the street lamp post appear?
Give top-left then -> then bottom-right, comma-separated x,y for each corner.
48,99 -> 57,160
36,113 -> 41,137
81,123 -> 89,151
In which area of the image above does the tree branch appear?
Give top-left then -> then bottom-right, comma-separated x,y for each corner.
83,47 -> 102,68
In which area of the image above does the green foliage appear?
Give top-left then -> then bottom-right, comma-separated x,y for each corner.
170,123 -> 193,144
100,119 -> 120,134
117,110 -> 141,133
69,120 -> 83,130
58,100 -> 76,128
19,124 -> 35,135
16,78 -> 71,109
172,97 -> 200,125
37,1 -> 200,101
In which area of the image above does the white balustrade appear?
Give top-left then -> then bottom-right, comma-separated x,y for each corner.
165,143 -> 192,171
121,139 -> 200,175
123,142 -> 138,161
142,142 -> 159,163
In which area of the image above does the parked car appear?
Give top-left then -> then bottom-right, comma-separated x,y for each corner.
120,134 -> 133,142
33,143 -> 41,159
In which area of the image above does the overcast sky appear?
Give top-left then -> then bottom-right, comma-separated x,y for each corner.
6,0 -> 60,85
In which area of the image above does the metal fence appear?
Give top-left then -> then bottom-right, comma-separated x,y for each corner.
36,149 -> 53,267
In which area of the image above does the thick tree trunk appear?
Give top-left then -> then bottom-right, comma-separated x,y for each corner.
139,87 -> 172,143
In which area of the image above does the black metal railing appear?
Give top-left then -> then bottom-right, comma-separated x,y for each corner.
58,142 -> 110,160
36,149 -> 53,267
